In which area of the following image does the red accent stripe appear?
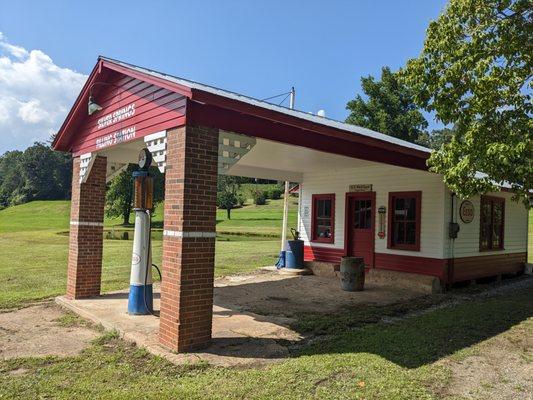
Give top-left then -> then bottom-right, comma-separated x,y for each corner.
303,246 -> 526,284
304,245 -> 344,263
374,252 -> 448,281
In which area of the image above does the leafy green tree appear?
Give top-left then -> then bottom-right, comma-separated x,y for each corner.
403,0 -> 532,205
217,175 -> 242,219
105,165 -> 164,225
21,143 -> 71,202
0,150 -> 24,207
417,127 -> 455,150
346,66 -> 429,144
0,143 -> 72,208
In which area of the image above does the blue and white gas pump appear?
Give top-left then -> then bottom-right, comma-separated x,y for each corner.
127,148 -> 155,315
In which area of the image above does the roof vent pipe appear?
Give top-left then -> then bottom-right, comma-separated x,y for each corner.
317,109 -> 326,118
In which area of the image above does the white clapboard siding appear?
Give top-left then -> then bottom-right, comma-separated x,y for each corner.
299,164 -> 447,259
444,189 -> 528,258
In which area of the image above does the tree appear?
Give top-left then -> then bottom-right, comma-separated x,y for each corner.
0,150 -> 24,207
346,66 -> 429,144
417,127 -> 455,150
105,165 -> 164,225
21,143 -> 71,202
217,175 -> 241,219
403,0 -> 532,205
0,143 -> 72,208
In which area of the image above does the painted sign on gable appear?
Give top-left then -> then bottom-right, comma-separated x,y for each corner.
70,74 -> 187,156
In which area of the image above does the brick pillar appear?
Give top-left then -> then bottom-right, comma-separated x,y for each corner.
159,125 -> 218,352
66,155 -> 107,299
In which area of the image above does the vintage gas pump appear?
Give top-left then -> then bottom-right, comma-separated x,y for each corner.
127,148 -> 155,315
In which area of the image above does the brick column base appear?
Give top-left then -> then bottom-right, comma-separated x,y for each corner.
66,155 -> 107,299
159,125 -> 218,352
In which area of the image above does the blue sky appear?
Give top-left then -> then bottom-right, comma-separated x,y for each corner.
0,0 -> 447,153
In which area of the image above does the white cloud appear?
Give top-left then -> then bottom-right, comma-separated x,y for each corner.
0,33 -> 87,153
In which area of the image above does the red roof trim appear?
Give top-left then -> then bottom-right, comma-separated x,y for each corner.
190,89 -> 428,159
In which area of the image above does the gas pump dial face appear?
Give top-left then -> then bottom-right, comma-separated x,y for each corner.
138,148 -> 152,169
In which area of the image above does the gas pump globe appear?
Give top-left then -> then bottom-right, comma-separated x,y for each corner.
127,148 -> 155,315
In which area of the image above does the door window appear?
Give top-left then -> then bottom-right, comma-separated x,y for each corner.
354,199 -> 372,229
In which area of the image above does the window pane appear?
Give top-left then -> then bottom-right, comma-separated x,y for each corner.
480,198 -> 504,250
354,200 -> 371,229
406,222 -> 416,244
394,198 -> 405,220
480,223 -> 490,248
317,200 -> 324,217
390,193 -> 420,248
406,198 -> 416,220
492,223 -> 502,248
481,201 -> 492,224
365,202 -> 372,228
316,225 -> 332,238
493,202 -> 503,225
317,199 -> 331,218
316,218 -> 331,226
394,222 -> 405,244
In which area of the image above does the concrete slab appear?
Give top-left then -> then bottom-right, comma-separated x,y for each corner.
56,271 -> 424,367
56,289 -> 299,367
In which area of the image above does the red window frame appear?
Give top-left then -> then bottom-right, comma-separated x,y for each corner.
479,195 -> 505,251
387,191 -> 422,251
311,194 -> 335,244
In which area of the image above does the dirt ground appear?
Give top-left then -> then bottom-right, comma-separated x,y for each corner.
0,302 -> 98,359
214,271 -> 423,317
438,318 -> 533,400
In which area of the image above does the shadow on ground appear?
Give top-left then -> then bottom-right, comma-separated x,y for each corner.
213,275 -> 533,368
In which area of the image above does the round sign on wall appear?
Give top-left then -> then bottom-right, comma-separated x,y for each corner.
459,200 -> 475,223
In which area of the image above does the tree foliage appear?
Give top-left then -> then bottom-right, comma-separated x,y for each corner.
403,0 -> 532,205
0,143 -> 72,208
105,165 -> 165,225
346,66 -> 429,144
216,175 -> 243,219
417,127 -> 456,150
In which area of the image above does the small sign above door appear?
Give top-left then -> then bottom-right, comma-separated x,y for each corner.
349,184 -> 373,193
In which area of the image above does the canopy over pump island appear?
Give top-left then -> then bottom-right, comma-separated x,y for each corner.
52,57 -> 529,352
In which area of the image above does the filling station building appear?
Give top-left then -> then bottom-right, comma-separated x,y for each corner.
52,56 -> 529,352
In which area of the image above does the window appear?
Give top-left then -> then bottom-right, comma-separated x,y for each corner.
480,196 -> 505,251
388,191 -> 421,251
311,194 -> 335,243
353,199 -> 372,229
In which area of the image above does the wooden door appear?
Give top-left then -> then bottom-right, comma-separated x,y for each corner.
347,193 -> 374,267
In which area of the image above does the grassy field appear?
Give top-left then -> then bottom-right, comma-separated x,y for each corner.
0,197 -> 297,309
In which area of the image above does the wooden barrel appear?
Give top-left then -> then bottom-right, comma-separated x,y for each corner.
339,256 -> 365,291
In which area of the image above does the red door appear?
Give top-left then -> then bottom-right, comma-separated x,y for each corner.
347,193 -> 374,267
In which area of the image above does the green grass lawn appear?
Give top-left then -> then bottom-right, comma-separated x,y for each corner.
0,198 -> 297,309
